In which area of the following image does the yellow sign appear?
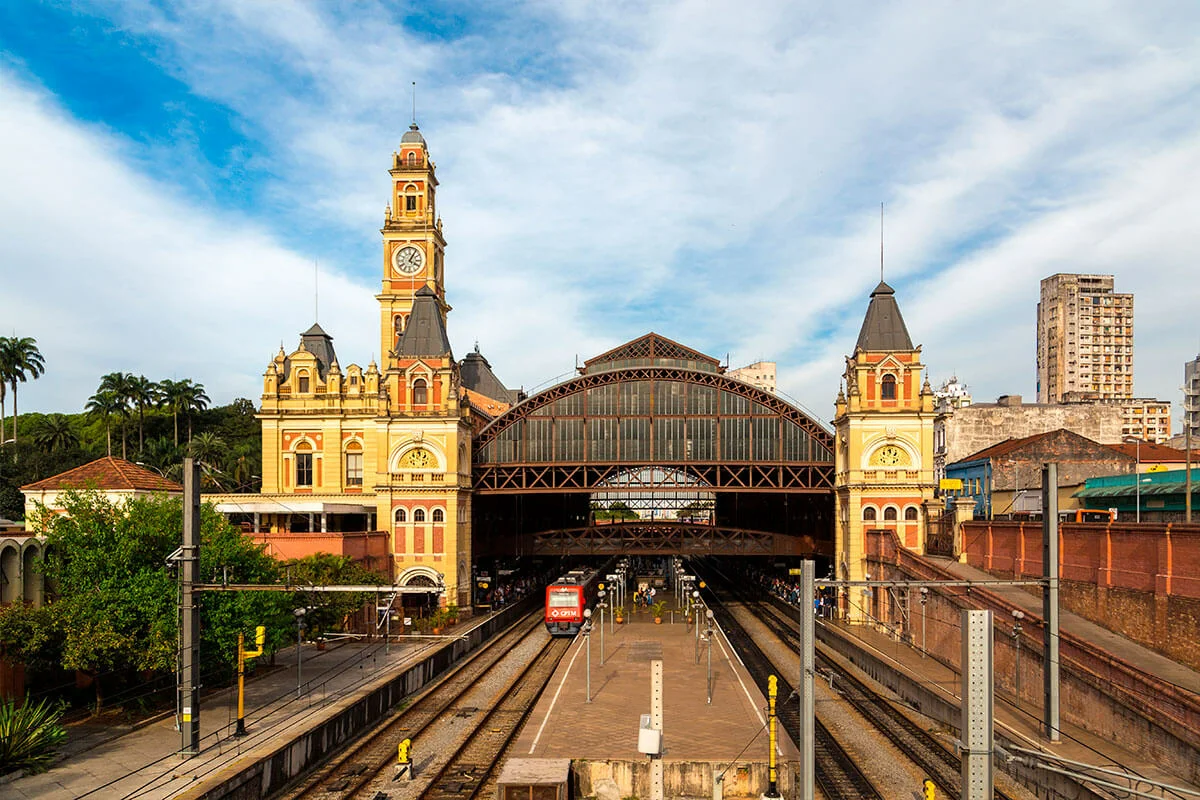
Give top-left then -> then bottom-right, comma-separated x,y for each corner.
788,568 -> 802,576
1147,464 -> 1168,473
939,478 -> 963,490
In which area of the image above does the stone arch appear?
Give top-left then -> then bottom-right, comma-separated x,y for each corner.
22,541 -> 43,606
398,565 -> 443,588
0,544 -> 19,604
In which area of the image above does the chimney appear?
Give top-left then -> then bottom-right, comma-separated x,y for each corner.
997,395 -> 1023,407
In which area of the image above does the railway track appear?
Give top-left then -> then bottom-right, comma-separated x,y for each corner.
277,612 -> 562,800
706,594 -> 885,800
421,636 -> 572,800
748,595 -> 1022,800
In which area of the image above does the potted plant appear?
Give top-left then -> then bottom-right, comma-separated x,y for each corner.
652,600 -> 667,624
446,604 -> 460,626
613,606 -> 625,624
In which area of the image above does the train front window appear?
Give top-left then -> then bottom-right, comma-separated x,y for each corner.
548,589 -> 578,607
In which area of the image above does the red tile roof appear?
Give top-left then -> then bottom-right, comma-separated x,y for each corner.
463,388 -> 511,419
958,431 -> 1064,463
1103,442 -> 1200,462
21,457 -> 183,493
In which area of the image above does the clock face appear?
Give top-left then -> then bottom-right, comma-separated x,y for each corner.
392,245 -> 425,276
871,445 -> 907,467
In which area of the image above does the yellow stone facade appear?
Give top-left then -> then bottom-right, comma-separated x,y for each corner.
833,282 -> 936,620
256,125 -> 474,607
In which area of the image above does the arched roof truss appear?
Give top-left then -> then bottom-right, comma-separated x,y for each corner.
473,365 -> 834,493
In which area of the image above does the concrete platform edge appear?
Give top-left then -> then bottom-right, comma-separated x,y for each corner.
176,597 -> 537,800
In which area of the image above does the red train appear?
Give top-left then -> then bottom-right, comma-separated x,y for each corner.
545,568 -> 599,636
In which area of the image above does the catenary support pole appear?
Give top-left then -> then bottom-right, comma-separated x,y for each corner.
180,458 -> 200,756
961,610 -> 994,800
799,560 -> 815,800
650,659 -> 664,800
1042,463 -> 1061,742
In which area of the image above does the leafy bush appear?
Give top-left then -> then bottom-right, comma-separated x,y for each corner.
0,695 -> 67,775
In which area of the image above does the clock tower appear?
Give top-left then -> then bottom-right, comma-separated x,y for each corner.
379,122 -> 449,364
833,281 -> 936,619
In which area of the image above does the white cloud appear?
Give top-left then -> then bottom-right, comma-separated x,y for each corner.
0,71 -> 376,412
5,1 -> 1200,426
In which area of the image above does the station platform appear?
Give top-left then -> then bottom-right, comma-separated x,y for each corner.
2,630 -> 465,800
515,592 -> 798,764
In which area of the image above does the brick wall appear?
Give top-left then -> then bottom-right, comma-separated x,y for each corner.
865,527 -> 1200,784
961,520 -> 1200,670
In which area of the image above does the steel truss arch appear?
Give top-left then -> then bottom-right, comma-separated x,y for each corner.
471,366 -> 835,493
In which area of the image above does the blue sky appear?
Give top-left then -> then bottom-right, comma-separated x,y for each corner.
2,1 -> 1199,425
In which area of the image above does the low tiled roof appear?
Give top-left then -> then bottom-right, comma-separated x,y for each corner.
21,457 -> 183,492
955,431 -> 1057,463
1103,442 -> 1200,462
463,388 -> 511,419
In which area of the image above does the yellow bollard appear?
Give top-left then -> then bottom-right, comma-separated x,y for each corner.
922,778 -> 936,800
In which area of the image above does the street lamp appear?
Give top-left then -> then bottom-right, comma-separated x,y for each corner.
1011,609 -> 1025,707
692,590 -> 703,663
704,609 -> 715,704
918,587 -> 929,658
583,608 -> 593,703
1124,437 -> 1144,523
293,607 -> 307,698
597,589 -> 607,666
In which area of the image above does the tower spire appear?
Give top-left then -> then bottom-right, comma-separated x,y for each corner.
880,202 -> 884,283
412,81 -> 417,125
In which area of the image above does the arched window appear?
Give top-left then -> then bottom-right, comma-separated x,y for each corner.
345,442 -> 363,486
862,507 -> 877,521
413,378 -> 428,405
881,374 -> 897,400
406,151 -> 419,166
394,315 -> 405,338
904,506 -> 919,521
295,443 -> 313,487
883,506 -> 898,521
413,508 -> 427,523
394,508 -> 407,523
298,370 -> 310,393
432,509 -> 445,523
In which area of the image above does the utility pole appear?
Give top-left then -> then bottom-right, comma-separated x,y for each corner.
1042,463 -> 1061,742
798,560 -> 815,800
180,459 -> 201,756
961,610 -> 994,800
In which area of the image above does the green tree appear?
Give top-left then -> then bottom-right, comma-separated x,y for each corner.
31,414 -> 79,453
32,491 -> 288,712
140,437 -> 183,480
188,432 -> 227,489
85,391 -> 123,457
281,553 -> 384,637
161,379 -> 209,445
127,375 -> 157,455
97,373 -> 136,459
0,337 -> 46,451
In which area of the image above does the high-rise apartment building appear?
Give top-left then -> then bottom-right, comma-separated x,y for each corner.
1186,354 -> 1200,441
1037,274 -> 1134,403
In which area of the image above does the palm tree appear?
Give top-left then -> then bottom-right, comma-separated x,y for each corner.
127,375 -> 157,455
188,432 -> 226,490
177,380 -> 209,443
32,414 -> 80,453
86,391 -> 123,456
141,436 -> 183,481
98,373 -> 135,459
160,379 -> 208,445
0,337 -> 46,448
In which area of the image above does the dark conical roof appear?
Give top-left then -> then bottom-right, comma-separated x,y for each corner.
460,345 -> 520,404
395,285 -> 453,358
289,322 -> 338,379
855,281 -> 914,352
